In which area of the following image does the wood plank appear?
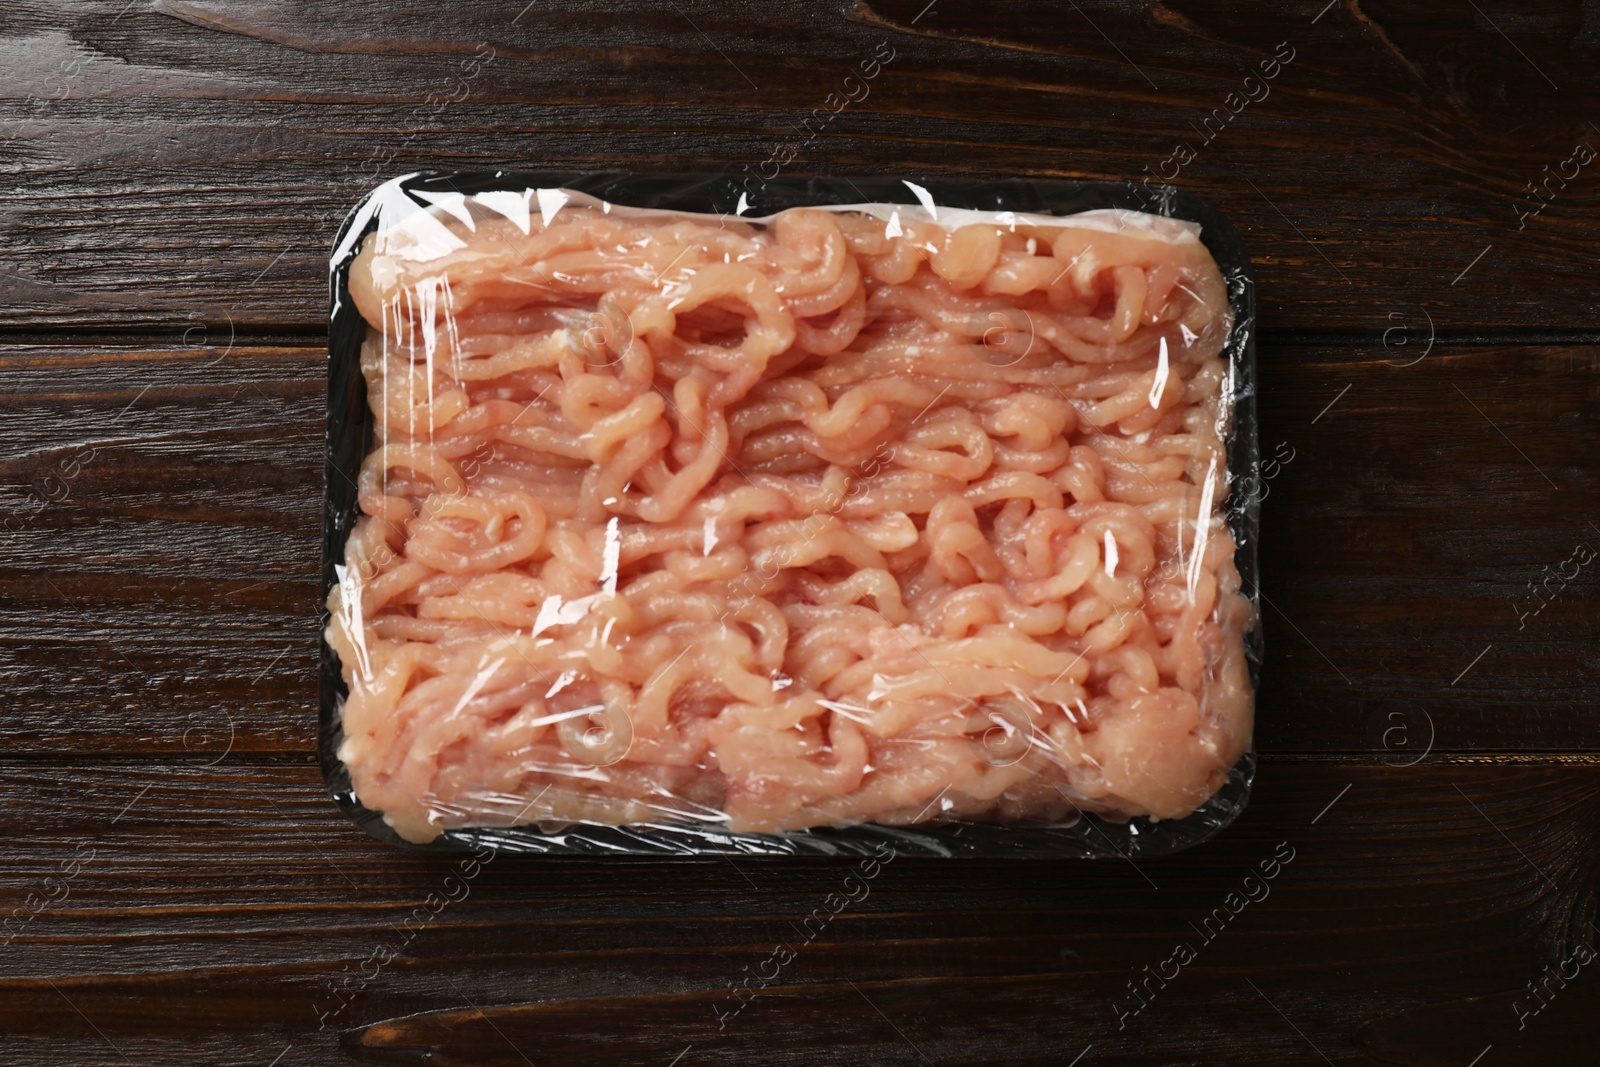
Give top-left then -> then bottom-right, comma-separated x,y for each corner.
1,1 -> 1597,331
0,345 -> 323,753
1253,342 -> 1600,753
0,760 -> 1593,1065
4,341 -> 1595,755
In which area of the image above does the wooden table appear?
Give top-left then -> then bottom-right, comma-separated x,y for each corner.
3,2 -> 1597,1064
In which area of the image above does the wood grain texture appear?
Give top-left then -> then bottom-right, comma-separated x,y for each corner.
0,760 -> 1593,1065
1253,341 -> 1600,753
0,1 -> 1597,331
3,341 -> 1594,755
0,345 -> 322,753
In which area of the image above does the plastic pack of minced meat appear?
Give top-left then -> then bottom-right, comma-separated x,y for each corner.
321,172 -> 1261,857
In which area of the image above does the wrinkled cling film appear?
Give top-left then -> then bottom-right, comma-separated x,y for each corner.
321,174 -> 1260,858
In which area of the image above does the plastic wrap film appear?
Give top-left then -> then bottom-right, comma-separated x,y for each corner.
321,174 -> 1261,857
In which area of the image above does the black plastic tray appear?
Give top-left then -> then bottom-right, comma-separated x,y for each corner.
322,172 -> 1261,858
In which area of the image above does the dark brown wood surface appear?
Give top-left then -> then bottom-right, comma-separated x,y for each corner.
1,1 -> 1596,1064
